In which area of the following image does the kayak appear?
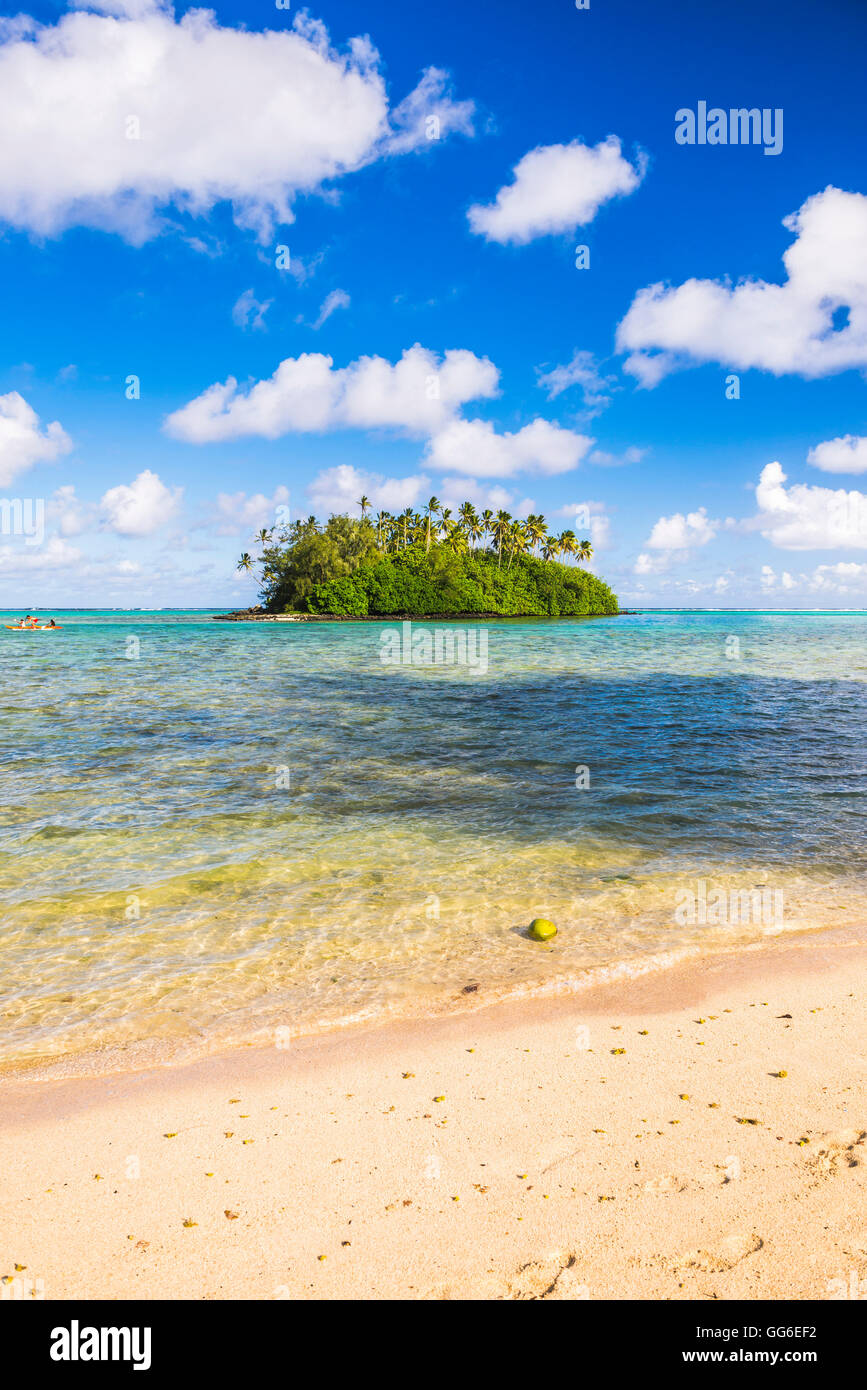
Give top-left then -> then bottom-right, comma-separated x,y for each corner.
4,625 -> 62,631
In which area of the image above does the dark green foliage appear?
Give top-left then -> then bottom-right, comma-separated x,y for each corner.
259,515 -> 618,617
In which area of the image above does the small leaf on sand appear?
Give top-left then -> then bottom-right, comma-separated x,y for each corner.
224,1210 -> 239,1220
182,1219 -> 197,1228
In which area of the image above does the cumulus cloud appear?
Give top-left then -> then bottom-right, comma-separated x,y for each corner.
424,417 -> 594,478
100,469 -> 182,535
646,507 -> 717,550
809,560 -> 867,593
0,2 -> 474,244
753,460 -> 867,549
536,350 -> 617,416
306,464 -> 428,515
210,485 -> 290,537
617,187 -> 867,386
165,345 -> 499,443
0,392 -> 72,487
807,434 -> 867,474
438,479 -> 531,515
0,535 -> 82,572
634,506 -> 718,574
468,137 -> 645,245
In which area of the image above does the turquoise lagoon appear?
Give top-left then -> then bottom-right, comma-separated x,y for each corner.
1,609 -> 865,1072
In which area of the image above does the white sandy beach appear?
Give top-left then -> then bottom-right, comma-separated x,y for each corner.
1,927 -> 865,1301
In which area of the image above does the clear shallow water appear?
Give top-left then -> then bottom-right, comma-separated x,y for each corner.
1,608 -> 866,1073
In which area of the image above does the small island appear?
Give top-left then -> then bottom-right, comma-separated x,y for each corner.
224,497 -> 619,618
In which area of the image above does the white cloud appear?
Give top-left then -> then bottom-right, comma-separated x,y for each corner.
809,561 -> 867,593
634,506 -> 718,575
807,434 -> 867,474
753,460 -> 867,549
306,464 -> 428,515
0,2 -> 474,244
312,289 -> 351,330
211,485 -> 290,537
438,478 -> 528,515
646,507 -> 717,550
382,67 -> 474,156
618,187 -> 867,386
0,535 -> 81,572
49,484 -> 92,536
536,350 -> 617,415
232,289 -> 272,332
425,417 -> 594,478
760,565 -> 796,590
588,446 -> 646,467
0,391 -> 72,487
100,469 -> 182,535
468,136 -> 645,245
165,345 -> 499,443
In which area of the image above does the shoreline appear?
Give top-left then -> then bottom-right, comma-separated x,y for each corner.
0,921 -> 853,1088
2,926 -> 864,1300
212,608 -> 631,622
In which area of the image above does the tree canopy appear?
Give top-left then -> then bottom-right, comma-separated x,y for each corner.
237,500 -> 618,617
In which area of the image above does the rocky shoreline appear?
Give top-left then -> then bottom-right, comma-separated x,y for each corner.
213,607 -> 631,622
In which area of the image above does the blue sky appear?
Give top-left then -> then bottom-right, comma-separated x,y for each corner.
1,0 -> 866,607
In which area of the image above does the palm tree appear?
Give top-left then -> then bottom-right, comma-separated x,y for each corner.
558,530 -> 577,563
457,501 -> 475,543
424,496 -> 440,553
506,520 -> 529,569
577,538 -> 594,564
525,514 -> 548,556
236,552 -> 254,574
400,507 -> 413,549
492,510 -> 512,568
541,535 -> 561,562
439,506 -> 455,538
465,508 -> 483,551
374,510 -> 387,546
358,495 -> 371,520
480,509 -> 494,550
255,527 -> 273,549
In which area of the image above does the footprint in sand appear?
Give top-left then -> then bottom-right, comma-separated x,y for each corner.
430,1252 -> 587,1301
644,1173 -> 688,1196
502,1252 -> 587,1301
678,1231 -> 764,1274
808,1129 -> 866,1179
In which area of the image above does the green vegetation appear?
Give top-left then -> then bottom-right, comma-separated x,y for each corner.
236,498 -> 618,617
